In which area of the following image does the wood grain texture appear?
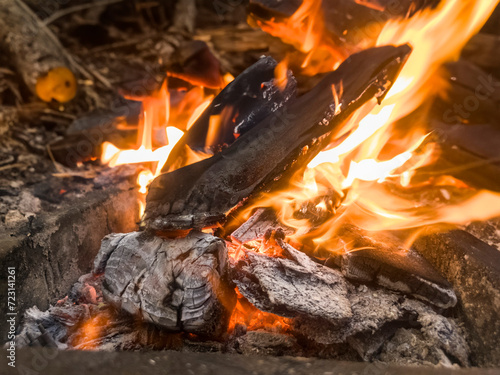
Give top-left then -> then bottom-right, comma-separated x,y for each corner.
93,230 -> 236,338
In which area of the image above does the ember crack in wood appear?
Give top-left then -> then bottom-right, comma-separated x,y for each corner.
93,231 -> 236,338
145,45 -> 412,231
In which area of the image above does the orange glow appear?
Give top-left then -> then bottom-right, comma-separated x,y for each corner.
228,288 -> 292,333
249,0 -> 346,74
274,58 -> 289,91
101,75 -> 229,208
242,0 -> 500,254
72,309 -> 113,350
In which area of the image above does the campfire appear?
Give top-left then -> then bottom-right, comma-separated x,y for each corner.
2,0 -> 500,370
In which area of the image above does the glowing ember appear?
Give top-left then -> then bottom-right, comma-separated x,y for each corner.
228,288 -> 292,333
72,309 -> 113,350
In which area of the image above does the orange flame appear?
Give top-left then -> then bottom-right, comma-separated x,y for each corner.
244,0 -> 500,253
101,80 -> 219,213
228,288 -> 292,333
249,0 -> 346,74
72,309 -> 113,350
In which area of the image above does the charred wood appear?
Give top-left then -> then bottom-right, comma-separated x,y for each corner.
230,233 -> 353,326
230,207 -> 294,244
168,40 -> 225,89
145,45 -> 411,231
248,0 -> 438,49
162,56 -> 297,172
326,225 -> 457,309
463,34 -> 500,73
49,102 -> 142,167
294,284 -> 469,366
230,208 -> 456,308
423,120 -> 500,192
93,230 -> 236,338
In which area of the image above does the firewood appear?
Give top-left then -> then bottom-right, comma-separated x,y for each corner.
230,231 -> 353,326
248,0 -> 437,49
93,230 -> 236,338
0,0 -> 81,102
162,56 -> 297,172
229,208 -> 456,308
294,284 -> 469,366
145,44 -> 411,231
462,33 -> 500,71
230,207 -> 294,244
327,225 -> 457,309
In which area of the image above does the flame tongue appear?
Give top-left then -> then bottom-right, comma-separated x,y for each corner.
143,44 -> 411,231
243,0 -> 500,253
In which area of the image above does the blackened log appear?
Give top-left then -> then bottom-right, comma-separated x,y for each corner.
413,230 -> 500,366
464,218 -> 500,251
327,225 -> 457,309
230,236 -> 353,326
162,56 -> 297,172
411,61 -> 500,191
49,101 -> 142,167
462,33 -> 500,72
93,231 -> 236,338
422,121 -> 500,192
145,45 -> 411,231
0,0 -> 79,102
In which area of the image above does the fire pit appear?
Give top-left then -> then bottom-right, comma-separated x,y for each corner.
1,0 -> 500,373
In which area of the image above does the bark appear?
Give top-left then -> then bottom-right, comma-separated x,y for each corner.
93,230 -> 236,338
145,44 -> 411,231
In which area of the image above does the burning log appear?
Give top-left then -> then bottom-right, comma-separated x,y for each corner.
230,208 -> 457,308
248,0 -> 437,56
162,56 -> 297,172
229,227 -> 468,365
93,231 -> 236,338
0,0 -> 80,102
328,225 -> 457,309
230,230 -> 353,326
145,44 -> 411,231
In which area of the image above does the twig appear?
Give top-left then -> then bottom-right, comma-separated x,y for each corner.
0,163 -> 26,172
42,0 -> 124,26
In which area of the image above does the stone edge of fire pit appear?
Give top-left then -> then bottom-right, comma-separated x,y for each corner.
413,230 -> 500,367
2,348 -> 499,375
0,183 -> 140,340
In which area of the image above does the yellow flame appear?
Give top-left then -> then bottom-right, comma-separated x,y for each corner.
244,0 -> 500,253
